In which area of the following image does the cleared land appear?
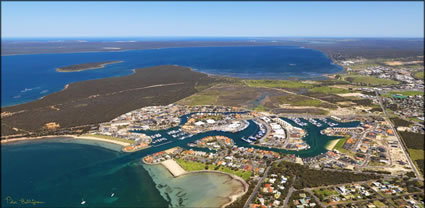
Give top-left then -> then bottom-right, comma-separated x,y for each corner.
308,86 -> 350,94
273,95 -> 325,107
414,71 -> 424,79
244,80 -> 314,89
398,131 -> 425,175
176,159 -> 252,181
161,159 -> 187,177
178,83 -> 333,115
383,91 -> 424,97
178,83 -> 289,109
343,75 -> 399,86
80,133 -> 135,145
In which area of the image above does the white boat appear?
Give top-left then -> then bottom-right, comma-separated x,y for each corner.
240,137 -> 252,143
81,200 -> 86,205
111,193 -> 115,197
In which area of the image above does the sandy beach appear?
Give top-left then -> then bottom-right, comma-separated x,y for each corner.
1,135 -> 63,144
69,135 -> 131,146
1,134 -> 131,147
326,139 -> 340,151
160,159 -> 187,177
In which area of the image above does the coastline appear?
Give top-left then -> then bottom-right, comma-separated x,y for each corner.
56,60 -> 124,72
156,159 -> 248,208
1,134 -> 130,147
325,138 -> 340,151
181,170 -> 249,208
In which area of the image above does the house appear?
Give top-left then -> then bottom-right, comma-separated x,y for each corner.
206,119 -> 216,124
337,186 -> 348,195
274,192 -> 281,199
194,121 -> 205,126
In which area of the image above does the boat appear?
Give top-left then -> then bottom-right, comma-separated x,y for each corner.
248,136 -> 257,141
81,199 -> 86,205
240,137 -> 252,143
111,193 -> 115,197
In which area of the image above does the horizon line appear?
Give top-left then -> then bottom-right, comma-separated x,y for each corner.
3,36 -> 424,39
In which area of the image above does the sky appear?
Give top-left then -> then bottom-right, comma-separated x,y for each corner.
1,1 -> 424,38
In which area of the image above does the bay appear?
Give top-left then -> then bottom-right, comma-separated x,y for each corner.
1,46 -> 342,107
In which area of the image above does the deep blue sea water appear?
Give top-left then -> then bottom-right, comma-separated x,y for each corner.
1,46 -> 342,107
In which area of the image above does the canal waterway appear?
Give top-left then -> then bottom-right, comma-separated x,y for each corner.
1,116 -> 359,207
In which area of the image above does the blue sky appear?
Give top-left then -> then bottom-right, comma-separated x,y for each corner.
2,1 -> 424,38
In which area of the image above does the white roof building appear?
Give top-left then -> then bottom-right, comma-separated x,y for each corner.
195,121 -> 205,126
206,119 -> 216,124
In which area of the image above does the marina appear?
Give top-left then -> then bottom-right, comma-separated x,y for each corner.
289,117 -> 308,126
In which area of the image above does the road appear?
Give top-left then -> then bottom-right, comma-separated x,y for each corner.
243,166 -> 271,208
375,90 -> 422,180
305,188 -> 326,208
282,175 -> 297,208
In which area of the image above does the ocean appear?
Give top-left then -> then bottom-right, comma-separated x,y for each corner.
1,46 -> 342,107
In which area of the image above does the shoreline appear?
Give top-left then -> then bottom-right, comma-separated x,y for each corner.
156,159 -> 248,208
2,50 -> 342,108
325,138 -> 340,151
1,134 -> 130,147
181,170 -> 249,208
56,60 -> 124,72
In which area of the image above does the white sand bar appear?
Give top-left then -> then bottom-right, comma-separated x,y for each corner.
326,139 -> 340,151
71,135 -> 130,146
161,159 -> 187,177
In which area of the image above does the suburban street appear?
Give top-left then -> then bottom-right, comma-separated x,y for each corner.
375,90 -> 422,180
243,166 -> 271,208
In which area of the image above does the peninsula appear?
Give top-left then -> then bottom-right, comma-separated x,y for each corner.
56,60 -> 123,72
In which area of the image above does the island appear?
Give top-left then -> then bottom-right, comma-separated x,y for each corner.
56,60 -> 123,72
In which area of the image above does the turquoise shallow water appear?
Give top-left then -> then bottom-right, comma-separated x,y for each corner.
144,164 -> 244,208
1,46 -> 342,106
1,118 -> 359,207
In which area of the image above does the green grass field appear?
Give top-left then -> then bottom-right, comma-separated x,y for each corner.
333,137 -> 352,155
414,71 -> 424,79
308,86 -> 350,94
408,149 -> 424,176
83,134 -> 135,144
408,148 -> 424,161
343,75 -> 399,86
383,91 -> 424,97
277,95 -> 324,107
313,188 -> 338,199
373,200 -> 387,208
347,61 -> 381,71
254,104 -> 268,112
244,80 -> 314,89
179,93 -> 219,106
176,158 -> 209,171
176,159 -> 252,180
333,137 -> 347,150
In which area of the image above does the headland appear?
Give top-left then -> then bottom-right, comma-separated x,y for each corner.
56,60 -> 123,72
